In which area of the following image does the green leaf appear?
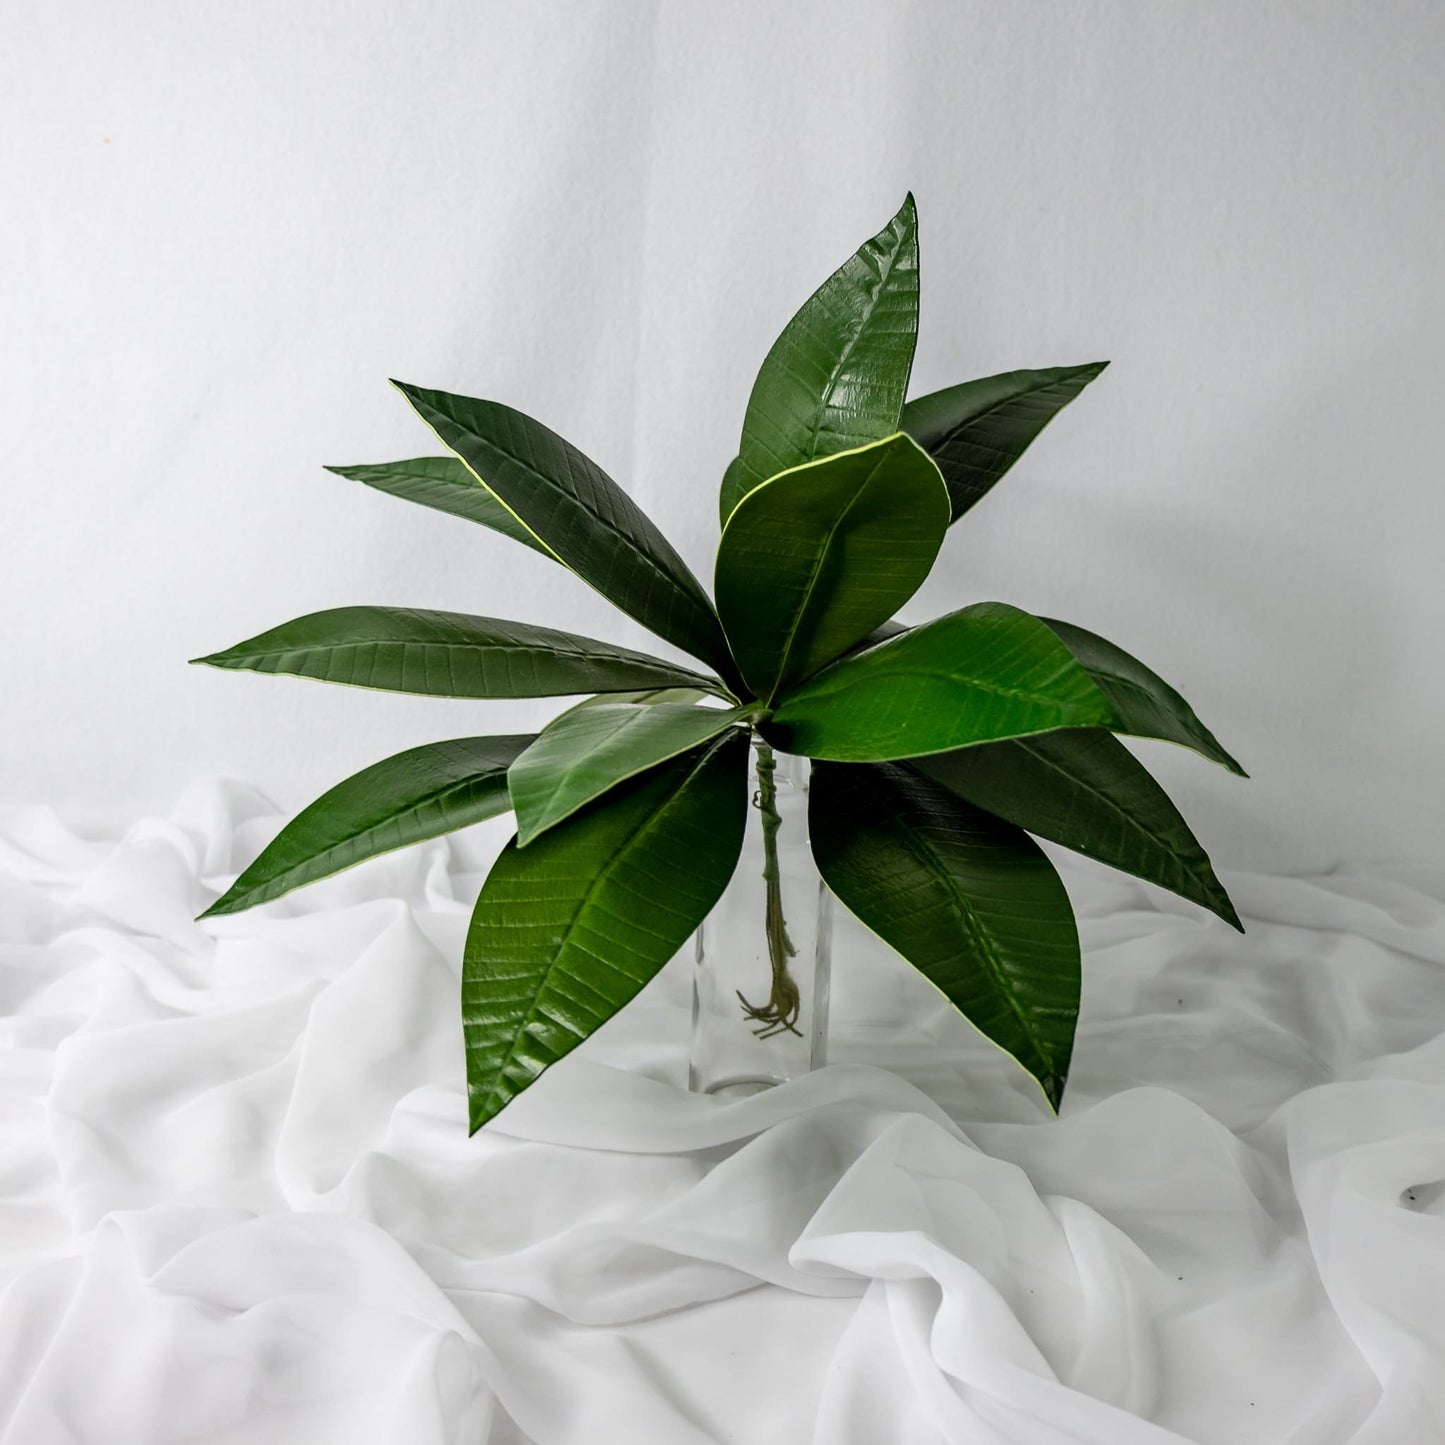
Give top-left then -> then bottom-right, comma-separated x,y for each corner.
843,617 -> 909,658
325,456 -> 551,557
463,732 -> 748,1131
724,194 -> 919,523
914,729 -> 1242,930
901,363 -> 1109,523
558,685 -> 710,718
200,734 -> 534,918
191,606 -> 726,699
810,761 -> 1078,1110
509,702 -> 746,846
714,434 -> 950,704
392,382 -> 734,678
718,456 -> 743,528
1040,617 -> 1246,775
766,602 -> 1117,761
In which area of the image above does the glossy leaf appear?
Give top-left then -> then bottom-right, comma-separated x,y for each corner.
509,702 -> 746,846
714,434 -> 950,703
844,616 -> 909,657
1040,617 -> 1246,775
559,685 -> 710,718
767,601 -> 1117,761
718,456 -> 743,527
191,606 -> 725,699
325,456 -> 550,556
901,363 -> 1109,522
724,194 -> 919,523
463,733 -> 748,1131
811,761 -> 1079,1110
393,382 -> 734,677
200,734 -> 534,917
914,729 -> 1242,929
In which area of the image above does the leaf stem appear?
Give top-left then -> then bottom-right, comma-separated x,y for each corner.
735,737 -> 802,1037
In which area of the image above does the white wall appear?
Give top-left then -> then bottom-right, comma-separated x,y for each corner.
4,0 -> 1443,872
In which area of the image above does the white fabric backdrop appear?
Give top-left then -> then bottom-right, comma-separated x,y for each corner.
3,782 -> 1444,1443
4,1 -> 1445,871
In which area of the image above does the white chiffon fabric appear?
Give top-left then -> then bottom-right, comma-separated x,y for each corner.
2,778 -> 1443,1444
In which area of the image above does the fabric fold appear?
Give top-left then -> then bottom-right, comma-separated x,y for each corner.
0,778 -> 1437,1443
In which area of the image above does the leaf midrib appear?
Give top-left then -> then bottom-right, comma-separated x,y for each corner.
223,636 -> 650,664
243,770 -> 510,902
212,618 -> 705,676
890,812 -> 1053,1072
802,230 -> 911,459
1081,666 -> 1208,737
792,661 -> 1093,716
928,371 -> 1089,456
374,460 -> 474,484
977,739 -> 1205,880
428,403 -> 717,635
519,709 -> 737,837
763,456 -> 887,705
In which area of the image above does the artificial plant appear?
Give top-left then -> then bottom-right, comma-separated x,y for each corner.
195,194 -> 1245,1129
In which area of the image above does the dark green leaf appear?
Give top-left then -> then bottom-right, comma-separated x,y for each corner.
1040,617 -> 1246,775
558,685 -> 710,718
509,702 -> 746,845
191,606 -> 726,699
392,383 -> 734,678
840,616 -> 909,660
200,734 -> 534,917
766,602 -> 1117,761
811,761 -> 1078,1110
463,732 -> 749,1131
724,194 -> 919,523
718,456 -> 743,527
901,363 -> 1109,523
915,730 -> 1242,929
714,434 -> 950,704
325,456 -> 550,556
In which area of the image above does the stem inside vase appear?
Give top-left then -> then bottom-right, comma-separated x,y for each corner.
687,738 -> 830,1096
735,737 -> 802,1037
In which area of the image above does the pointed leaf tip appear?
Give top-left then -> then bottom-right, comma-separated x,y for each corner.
1040,616 -> 1246,776
915,729 -> 1243,929
324,455 -> 553,558
192,608 -> 720,699
199,734 -> 534,917
810,761 -> 1079,1110
901,363 -> 1112,523
727,197 -> 920,517
393,382 -> 734,678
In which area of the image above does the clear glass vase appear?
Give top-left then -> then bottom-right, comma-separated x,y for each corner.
688,739 -> 833,1096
